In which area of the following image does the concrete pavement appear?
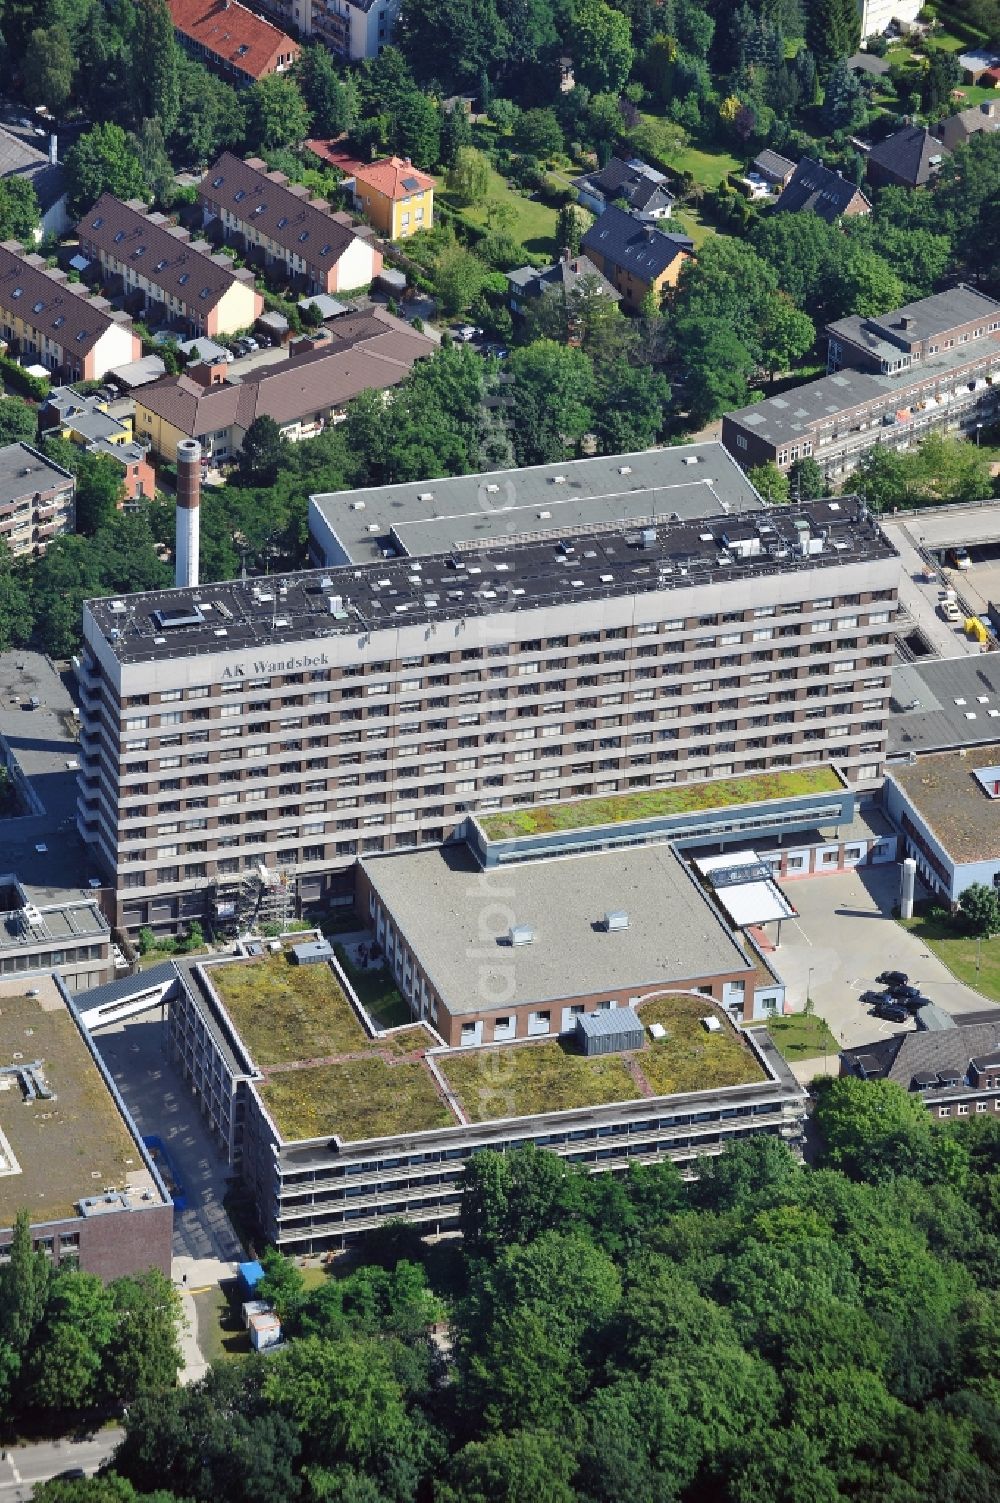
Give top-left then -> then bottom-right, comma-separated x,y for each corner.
879,515 -> 983,659
0,1430 -> 123,1501
769,865 -> 999,1054
89,1013 -> 244,1265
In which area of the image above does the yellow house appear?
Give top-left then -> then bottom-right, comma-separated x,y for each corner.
351,157 -> 435,240
581,205 -> 694,313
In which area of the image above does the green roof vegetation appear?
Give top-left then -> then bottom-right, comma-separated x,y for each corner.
633,995 -> 765,1096
478,765 -> 842,841
258,1056 -> 454,1142
210,950 -> 371,1066
440,995 -> 765,1122
440,1040 -> 642,1122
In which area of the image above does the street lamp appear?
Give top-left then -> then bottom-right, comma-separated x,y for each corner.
806,966 -> 815,1016
977,423 -> 984,447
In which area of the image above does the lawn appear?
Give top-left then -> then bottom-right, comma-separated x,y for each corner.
439,164 -> 559,258
670,203 -> 715,249
192,1281 -> 250,1365
900,914 -> 1000,1001
477,765 -> 842,840
440,1039 -> 642,1122
258,1055 -> 454,1142
209,950 -> 370,1065
636,995 -> 765,1096
765,1012 -> 841,1063
333,943 -> 411,1029
636,121 -> 743,188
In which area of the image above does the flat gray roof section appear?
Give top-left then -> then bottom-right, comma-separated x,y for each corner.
362,842 -> 752,1014
888,654 -> 1000,755
309,444 -> 764,565
0,442 -> 73,505
0,895 -> 107,954
888,741 -> 1000,863
726,334 -> 1000,446
828,286 -> 1000,358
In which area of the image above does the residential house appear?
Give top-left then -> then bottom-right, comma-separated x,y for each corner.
0,241 -> 140,381
842,1018 -> 1000,1123
166,0 -> 299,83
958,48 -> 1000,84
77,195 -> 262,339
571,157 -> 674,221
133,308 -> 433,462
41,385 -> 155,502
751,148 -> 797,187
0,127 -> 69,240
580,205 -> 692,311
772,158 -> 871,223
846,51 -> 891,79
859,0 -> 920,38
934,99 -> 1000,153
865,125 -> 949,189
0,442 -> 74,557
198,153 -> 381,294
721,286 -> 1000,479
507,252 -> 619,322
267,0 -> 399,60
306,143 -> 435,239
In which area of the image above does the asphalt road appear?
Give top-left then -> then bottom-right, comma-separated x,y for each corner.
0,1430 -> 123,1500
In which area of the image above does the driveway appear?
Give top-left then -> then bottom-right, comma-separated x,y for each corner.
878,514 -> 984,659
768,865 -> 999,1052
89,1012 -> 244,1264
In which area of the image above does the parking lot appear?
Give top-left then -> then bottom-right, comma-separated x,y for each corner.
768,866 -> 999,1051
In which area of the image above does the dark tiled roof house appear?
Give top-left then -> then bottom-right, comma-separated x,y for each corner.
198,153 -> 382,296
773,158 -> 871,223
865,126 -> 950,189
581,204 -> 693,311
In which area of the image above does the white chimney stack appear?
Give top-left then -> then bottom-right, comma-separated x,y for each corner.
48,133 -> 58,166
175,439 -> 202,588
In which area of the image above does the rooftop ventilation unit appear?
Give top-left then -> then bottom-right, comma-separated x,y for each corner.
551,475 -> 567,484
350,499 -> 365,510
509,925 -> 534,947
485,483 -> 500,493
604,910 -> 629,931
418,491 -> 433,501
701,1015 -> 722,1033
619,464 -> 632,474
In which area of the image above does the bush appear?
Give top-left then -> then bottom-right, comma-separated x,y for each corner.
0,353 -> 49,400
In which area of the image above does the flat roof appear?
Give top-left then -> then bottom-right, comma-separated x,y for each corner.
889,742 -> 1000,863
0,894 -> 107,954
828,286 -> 1000,357
310,444 -> 763,565
478,766 -> 845,842
725,334 -> 1000,445
888,654 -> 1000,755
87,499 -> 895,666
0,976 -> 161,1228
0,442 -> 73,505
362,842 -> 752,1014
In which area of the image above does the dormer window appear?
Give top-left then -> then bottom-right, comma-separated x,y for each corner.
178,273 -> 189,285
114,231 -> 125,243
32,300 -> 44,313
155,259 -> 167,271
53,315 -> 65,328
199,288 -> 211,299
11,287 -> 22,299
320,243 -> 331,256
254,203 -> 266,215
298,230 -> 309,243
76,331 -> 88,342
92,216 -> 104,229
234,190 -> 246,202
212,176 -> 224,188
277,216 -> 288,228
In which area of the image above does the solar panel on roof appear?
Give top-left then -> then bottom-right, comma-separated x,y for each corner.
402,176 -> 420,190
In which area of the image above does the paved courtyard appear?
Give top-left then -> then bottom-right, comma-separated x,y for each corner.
766,865 -> 1000,1052
90,1011 -> 244,1265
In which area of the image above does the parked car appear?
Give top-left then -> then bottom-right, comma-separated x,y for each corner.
243,336 -> 259,352
255,333 -> 272,347
455,324 -> 482,342
940,599 -> 963,623
876,970 -> 908,986
860,989 -> 888,1005
888,983 -> 923,1002
948,545 -> 972,570
872,1001 -> 909,1023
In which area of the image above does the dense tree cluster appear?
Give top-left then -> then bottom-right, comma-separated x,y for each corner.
0,1211 -> 182,1423
68,1093 -> 1000,1503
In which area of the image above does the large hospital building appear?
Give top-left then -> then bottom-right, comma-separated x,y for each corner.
74,445 -> 900,934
